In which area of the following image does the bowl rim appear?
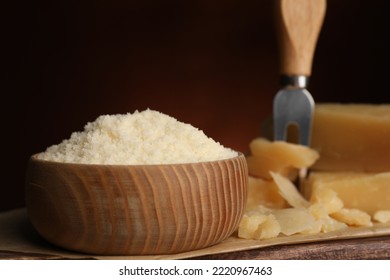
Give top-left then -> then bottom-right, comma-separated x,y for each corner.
29,152 -> 246,168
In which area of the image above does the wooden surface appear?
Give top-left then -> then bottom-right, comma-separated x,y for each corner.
189,236 -> 390,260
1,236 -> 389,260
0,250 -> 96,260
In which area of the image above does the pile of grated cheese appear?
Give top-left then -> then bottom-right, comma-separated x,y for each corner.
37,109 -> 237,165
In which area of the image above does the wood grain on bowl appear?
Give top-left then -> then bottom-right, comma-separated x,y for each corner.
25,154 -> 247,255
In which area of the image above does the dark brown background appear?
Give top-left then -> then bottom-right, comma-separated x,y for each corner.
5,0 -> 388,212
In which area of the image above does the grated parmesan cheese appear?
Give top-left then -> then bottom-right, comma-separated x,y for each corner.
37,109 -> 237,165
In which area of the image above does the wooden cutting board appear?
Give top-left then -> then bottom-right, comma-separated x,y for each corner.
1,209 -> 389,260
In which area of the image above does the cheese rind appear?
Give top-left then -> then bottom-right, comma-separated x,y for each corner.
301,172 -> 390,215
310,104 -> 390,172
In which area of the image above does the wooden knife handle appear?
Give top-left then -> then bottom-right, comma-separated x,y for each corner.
276,0 -> 327,76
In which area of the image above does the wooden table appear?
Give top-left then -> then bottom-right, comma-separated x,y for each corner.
189,236 -> 390,260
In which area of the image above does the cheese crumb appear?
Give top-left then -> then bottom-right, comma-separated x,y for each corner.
37,109 -> 237,164
331,208 -> 372,227
373,210 -> 390,223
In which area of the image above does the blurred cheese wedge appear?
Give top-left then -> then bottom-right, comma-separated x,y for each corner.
310,104 -> 390,172
301,172 -> 390,215
246,138 -> 319,180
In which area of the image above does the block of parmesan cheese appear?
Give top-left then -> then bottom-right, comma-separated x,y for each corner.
301,172 -> 390,215
310,104 -> 390,172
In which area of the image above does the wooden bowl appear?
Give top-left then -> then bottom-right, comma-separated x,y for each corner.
25,153 -> 247,255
